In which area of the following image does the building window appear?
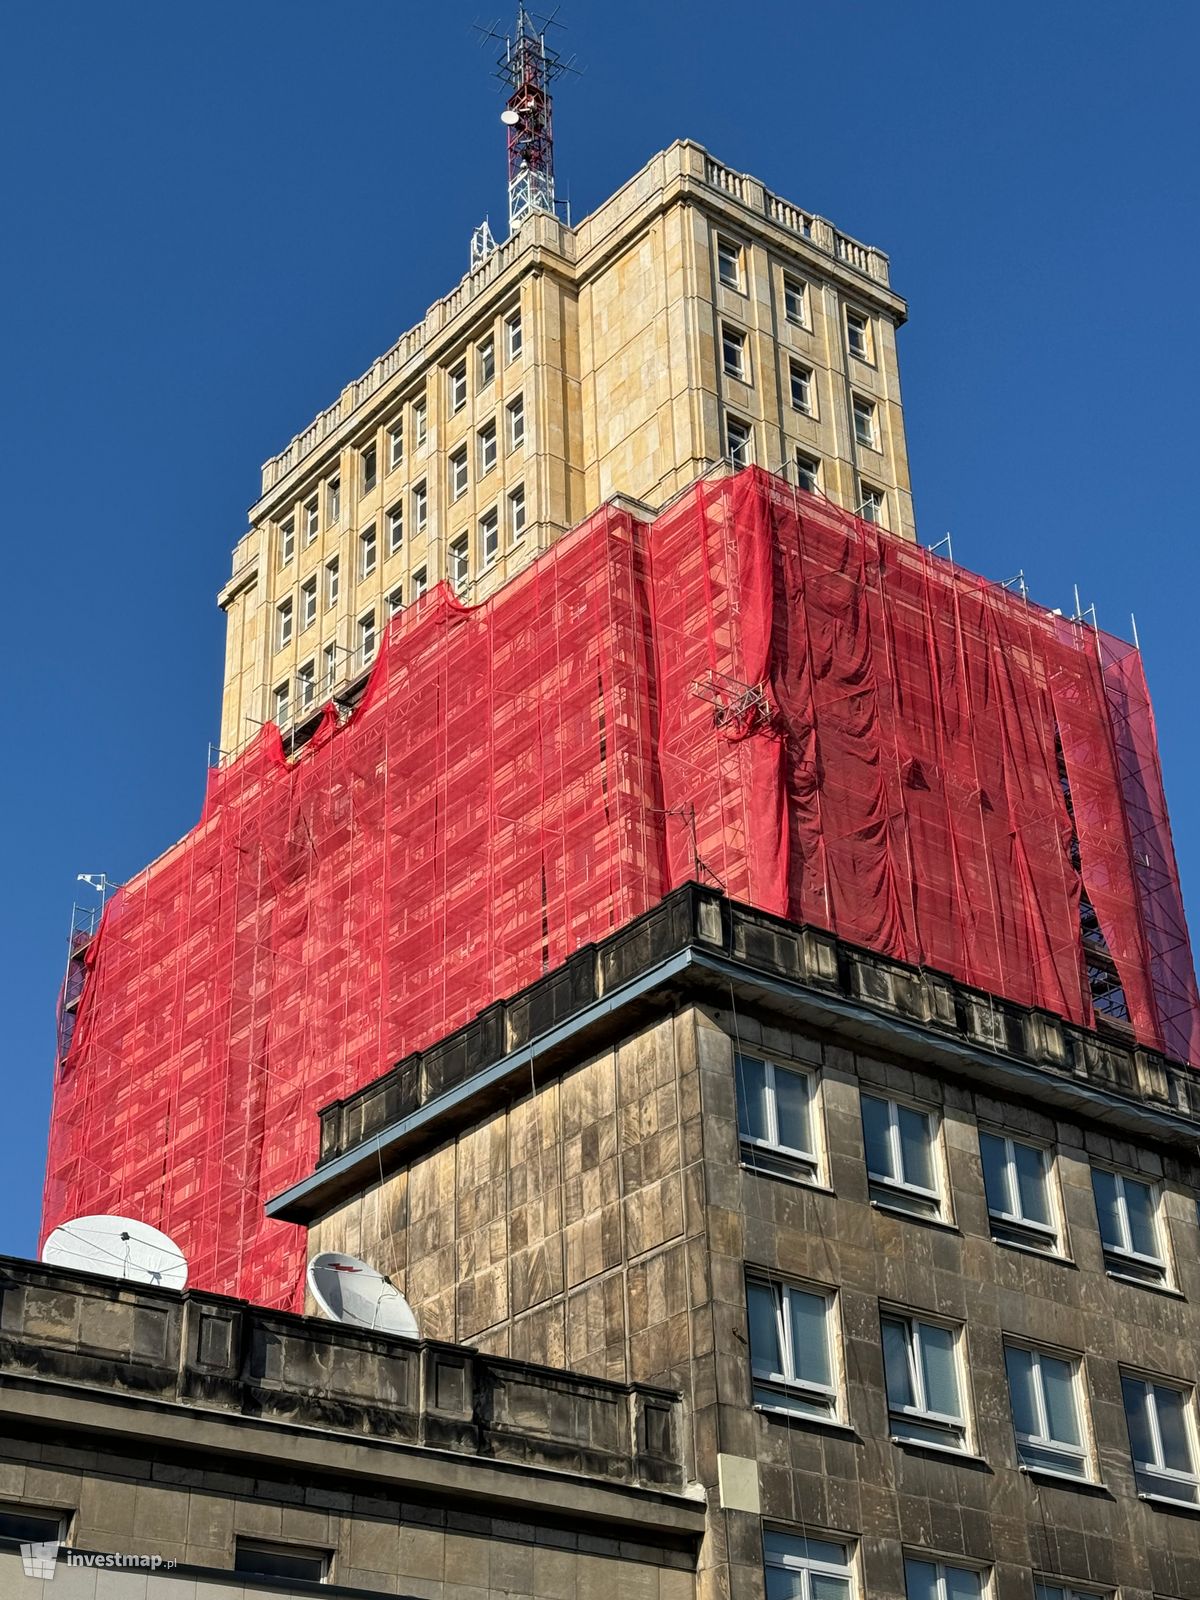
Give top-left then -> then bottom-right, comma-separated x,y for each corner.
235,1542 -> 330,1584
507,393 -> 525,450
783,273 -> 807,325
413,480 -> 428,534
763,1531 -> 852,1600
727,416 -> 752,467
359,524 -> 377,578
327,475 -> 341,525
324,557 -> 339,609
304,496 -> 319,545
322,641 -> 338,690
735,1053 -> 818,1179
722,324 -> 748,381
846,308 -> 872,362
1091,1167 -> 1167,1284
273,681 -> 290,726
0,1508 -> 67,1546
279,517 -> 295,568
388,585 -> 404,617
478,337 -> 495,388
789,361 -> 813,413
449,535 -> 470,596
508,484 -> 526,544
746,1275 -> 838,1419
388,418 -> 404,471
980,1133 -> 1058,1251
717,236 -> 743,291
882,1313 -> 967,1450
1034,1583 -> 1110,1600
505,309 -> 523,360
861,1093 -> 941,1216
795,452 -> 820,494
297,660 -> 316,710
904,1558 -> 986,1600
387,503 -> 404,556
1004,1343 -> 1089,1479
1121,1374 -> 1200,1504
361,442 -> 377,494
450,446 -> 469,500
413,396 -> 427,447
479,420 -> 498,476
301,577 -> 317,631
858,483 -> 885,525
852,395 -> 877,447
481,507 -> 500,566
449,360 -> 468,414
358,609 -> 377,667
412,567 -> 427,598
276,597 -> 293,650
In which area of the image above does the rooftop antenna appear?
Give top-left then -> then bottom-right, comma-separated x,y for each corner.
476,5 -> 580,236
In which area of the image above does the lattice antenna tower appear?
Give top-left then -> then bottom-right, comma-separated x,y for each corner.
479,5 -> 577,236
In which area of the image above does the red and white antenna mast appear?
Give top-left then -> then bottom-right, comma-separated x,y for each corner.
480,6 -> 576,237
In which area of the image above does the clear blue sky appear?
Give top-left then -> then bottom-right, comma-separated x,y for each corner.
2,1 -> 1197,1260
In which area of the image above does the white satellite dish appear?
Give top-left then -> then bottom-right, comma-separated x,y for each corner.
41,1215 -> 188,1290
500,108 -> 521,125
307,1252 -> 419,1337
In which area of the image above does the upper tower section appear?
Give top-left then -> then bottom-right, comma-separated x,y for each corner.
217,141 -> 911,756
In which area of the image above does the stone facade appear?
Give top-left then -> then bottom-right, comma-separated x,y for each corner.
287,890 -> 1200,1600
217,141 -> 912,753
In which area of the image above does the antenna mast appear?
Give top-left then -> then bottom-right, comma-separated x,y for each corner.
489,5 -> 573,235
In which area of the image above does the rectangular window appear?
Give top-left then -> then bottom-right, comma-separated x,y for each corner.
746,1275 -> 837,1419
1034,1583 -> 1109,1600
882,1313 -> 966,1450
276,597 -> 293,650
413,480 -> 428,533
783,274 -> 807,324
327,475 -> 341,524
412,567 -> 427,598
0,1508 -> 67,1545
717,237 -> 743,290
478,337 -> 495,388
449,360 -> 467,413
481,507 -> 500,566
861,1093 -> 941,1216
387,503 -> 404,556
904,1558 -> 985,1600
1005,1344 -> 1089,1479
279,517 -> 295,568
301,577 -> 317,630
763,1531 -> 852,1600
853,395 -> 877,447
324,557 -> 339,609
478,420 -> 498,476
789,361 -> 813,413
297,659 -> 316,710
359,523 -> 377,578
450,446 -> 469,500
1122,1374 -> 1200,1504
980,1132 -> 1057,1251
846,309 -> 871,361
361,442 -> 377,494
388,585 -> 404,618
506,309 -> 523,360
388,418 -> 404,471
722,324 -> 748,381
234,1541 -> 330,1584
727,416 -> 752,467
304,496 -> 319,544
358,609 -> 376,667
735,1053 -> 818,1178
322,641 -> 338,690
413,396 -> 427,447
507,393 -> 525,450
273,681 -> 290,726
1092,1168 -> 1166,1284
795,452 -> 820,494
449,535 -> 470,596
858,483 -> 885,525
508,484 -> 526,544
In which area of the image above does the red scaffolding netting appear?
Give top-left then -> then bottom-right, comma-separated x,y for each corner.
43,469 -> 1200,1309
